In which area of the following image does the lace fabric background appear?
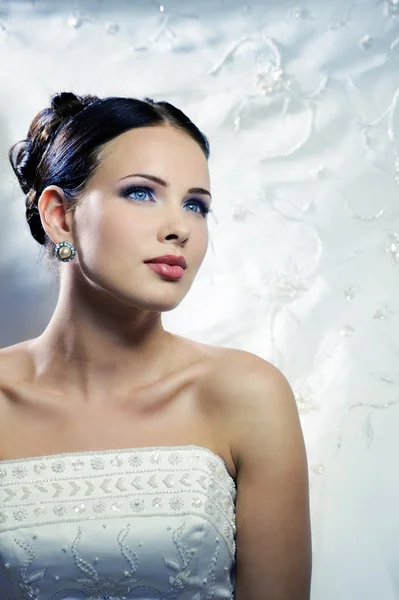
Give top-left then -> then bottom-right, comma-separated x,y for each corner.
0,1 -> 399,598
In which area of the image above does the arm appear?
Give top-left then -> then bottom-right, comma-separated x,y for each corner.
221,351 -> 312,600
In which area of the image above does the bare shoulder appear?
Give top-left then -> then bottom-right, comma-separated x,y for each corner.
0,343 -> 35,441
171,333 -> 226,364
199,345 -> 291,403
0,341 -> 34,381
205,350 -> 312,599
198,347 -> 301,463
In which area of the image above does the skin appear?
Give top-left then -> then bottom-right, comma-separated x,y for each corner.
0,121 -> 312,598
28,123 -> 212,405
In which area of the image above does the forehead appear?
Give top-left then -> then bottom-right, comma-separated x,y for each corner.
94,124 -> 210,186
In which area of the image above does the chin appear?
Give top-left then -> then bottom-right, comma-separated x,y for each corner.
119,287 -> 190,313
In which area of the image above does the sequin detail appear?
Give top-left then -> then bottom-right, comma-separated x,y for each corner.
0,445 -> 236,599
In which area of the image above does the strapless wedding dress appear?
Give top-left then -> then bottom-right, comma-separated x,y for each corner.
0,445 -> 236,599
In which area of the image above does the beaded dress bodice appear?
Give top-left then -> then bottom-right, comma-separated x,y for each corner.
0,444 -> 236,600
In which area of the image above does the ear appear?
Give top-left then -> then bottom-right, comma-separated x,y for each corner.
37,185 -> 75,244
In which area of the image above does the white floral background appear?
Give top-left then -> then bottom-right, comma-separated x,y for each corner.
1,0 -> 399,598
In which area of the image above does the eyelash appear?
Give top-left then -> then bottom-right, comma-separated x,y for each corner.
121,184 -> 211,218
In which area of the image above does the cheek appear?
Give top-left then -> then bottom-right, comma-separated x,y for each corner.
186,227 -> 209,275
92,217 -> 142,272
76,197 -> 127,246
74,197 -> 209,277
73,200 -> 127,271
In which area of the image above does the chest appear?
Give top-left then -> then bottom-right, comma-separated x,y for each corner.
0,372 -> 209,460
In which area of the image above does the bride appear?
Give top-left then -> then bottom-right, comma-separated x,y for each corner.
0,91 -> 312,600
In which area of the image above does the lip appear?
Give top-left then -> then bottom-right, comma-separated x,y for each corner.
146,263 -> 184,280
144,254 -> 187,269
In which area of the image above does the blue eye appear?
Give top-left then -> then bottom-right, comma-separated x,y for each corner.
133,190 -> 148,201
121,185 -> 155,203
127,186 -> 153,202
185,200 -> 211,217
121,184 -> 211,218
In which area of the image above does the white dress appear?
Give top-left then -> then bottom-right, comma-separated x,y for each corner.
0,445 -> 236,599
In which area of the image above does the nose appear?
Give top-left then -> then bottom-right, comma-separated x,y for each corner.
158,207 -> 190,245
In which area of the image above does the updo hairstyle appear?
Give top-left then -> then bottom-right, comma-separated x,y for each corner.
8,91 -> 210,264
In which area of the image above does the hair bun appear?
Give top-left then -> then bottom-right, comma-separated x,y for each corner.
9,92 -> 99,205
9,140 -> 34,195
50,91 -> 97,120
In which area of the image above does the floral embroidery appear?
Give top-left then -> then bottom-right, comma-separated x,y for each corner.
12,465 -> 28,479
51,460 -> 66,473
72,459 -> 84,471
0,446 -> 236,599
33,463 -> 46,475
128,453 -> 143,467
110,455 -> 123,468
91,457 -> 106,470
130,498 -> 145,512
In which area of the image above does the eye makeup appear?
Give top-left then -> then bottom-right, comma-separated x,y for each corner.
120,184 -> 211,218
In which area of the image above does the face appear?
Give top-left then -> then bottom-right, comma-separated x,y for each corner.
67,124 -> 211,312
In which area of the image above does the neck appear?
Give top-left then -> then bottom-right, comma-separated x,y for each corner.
29,282 -> 174,405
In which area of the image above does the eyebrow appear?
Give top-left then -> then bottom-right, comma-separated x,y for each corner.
118,173 -> 212,200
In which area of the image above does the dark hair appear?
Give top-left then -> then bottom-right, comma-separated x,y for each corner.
8,91 -> 210,259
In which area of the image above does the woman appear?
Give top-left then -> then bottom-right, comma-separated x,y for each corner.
0,92 -> 312,599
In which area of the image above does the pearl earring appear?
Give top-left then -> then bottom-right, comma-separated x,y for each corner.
55,241 -> 76,262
